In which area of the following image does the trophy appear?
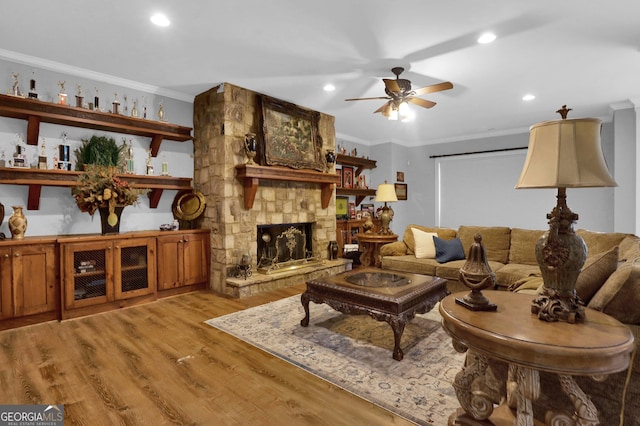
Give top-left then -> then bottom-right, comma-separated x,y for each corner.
58,81 -> 67,105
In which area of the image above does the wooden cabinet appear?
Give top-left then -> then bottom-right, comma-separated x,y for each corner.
157,230 -> 210,294
0,239 -> 57,328
336,154 -> 377,206
336,219 -> 380,258
59,235 -> 157,319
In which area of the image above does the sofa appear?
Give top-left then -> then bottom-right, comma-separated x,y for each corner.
380,224 -> 640,425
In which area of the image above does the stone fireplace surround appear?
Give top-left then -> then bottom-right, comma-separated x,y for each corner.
193,83 -> 350,297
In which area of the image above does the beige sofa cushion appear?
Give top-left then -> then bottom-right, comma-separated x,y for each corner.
618,235 -> 640,262
577,229 -> 628,257
589,258 -> 640,324
381,255 -> 439,276
508,228 -> 546,265
494,263 -> 541,288
458,226 -> 511,264
436,260 -> 506,282
379,241 -> 408,256
411,228 -> 437,259
575,246 -> 618,304
402,225 -> 457,254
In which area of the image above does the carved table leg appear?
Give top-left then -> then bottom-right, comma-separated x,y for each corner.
300,292 -> 310,327
544,375 -> 599,426
451,348 -> 496,422
506,364 -> 539,426
359,243 -> 373,267
388,317 -> 406,361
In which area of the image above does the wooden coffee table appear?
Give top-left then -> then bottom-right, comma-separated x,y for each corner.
300,267 -> 448,361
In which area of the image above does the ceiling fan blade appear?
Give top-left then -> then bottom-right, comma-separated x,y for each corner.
374,101 -> 393,115
383,78 -> 401,93
345,96 -> 391,101
408,97 -> 436,109
413,81 -> 453,96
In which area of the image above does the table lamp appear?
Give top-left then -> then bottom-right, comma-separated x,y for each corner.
515,106 -> 617,323
375,181 -> 398,235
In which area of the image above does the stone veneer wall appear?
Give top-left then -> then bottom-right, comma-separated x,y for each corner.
193,83 -> 337,295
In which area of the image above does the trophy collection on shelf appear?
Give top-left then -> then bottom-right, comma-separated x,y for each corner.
2,72 -> 174,175
5,71 -> 166,121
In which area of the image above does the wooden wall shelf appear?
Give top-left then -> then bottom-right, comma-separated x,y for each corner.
0,167 -> 192,210
335,188 -> 376,206
335,154 -> 377,176
0,94 -> 192,156
235,164 -> 340,209
336,154 -> 377,206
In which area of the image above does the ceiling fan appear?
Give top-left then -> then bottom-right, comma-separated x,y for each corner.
345,67 -> 453,120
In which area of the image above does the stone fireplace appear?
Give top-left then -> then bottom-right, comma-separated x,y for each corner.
192,83 -> 349,297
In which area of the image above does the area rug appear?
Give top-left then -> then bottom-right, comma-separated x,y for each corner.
205,295 -> 465,425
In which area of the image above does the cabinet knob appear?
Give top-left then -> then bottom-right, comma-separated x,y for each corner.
2,254 -> 8,258
107,246 -> 112,250
14,253 -> 20,257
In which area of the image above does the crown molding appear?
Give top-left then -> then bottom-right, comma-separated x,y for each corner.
0,49 -> 193,103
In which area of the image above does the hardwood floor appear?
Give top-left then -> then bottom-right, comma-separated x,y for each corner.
0,284 -> 414,425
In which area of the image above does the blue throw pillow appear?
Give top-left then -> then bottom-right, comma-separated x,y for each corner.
433,236 -> 466,263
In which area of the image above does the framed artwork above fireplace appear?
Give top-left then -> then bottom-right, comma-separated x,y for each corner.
260,95 -> 324,171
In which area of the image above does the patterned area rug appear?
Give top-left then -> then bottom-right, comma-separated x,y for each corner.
205,295 -> 464,425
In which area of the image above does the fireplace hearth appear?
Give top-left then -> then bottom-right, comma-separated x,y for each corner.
257,222 -> 322,274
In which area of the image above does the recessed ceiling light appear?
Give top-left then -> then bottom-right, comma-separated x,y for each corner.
150,13 -> 170,27
323,83 -> 336,92
522,94 -> 536,101
477,33 -> 496,44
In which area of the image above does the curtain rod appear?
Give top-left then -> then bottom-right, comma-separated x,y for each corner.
429,146 -> 528,159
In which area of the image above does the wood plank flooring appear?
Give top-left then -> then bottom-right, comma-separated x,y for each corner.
0,284 -> 415,425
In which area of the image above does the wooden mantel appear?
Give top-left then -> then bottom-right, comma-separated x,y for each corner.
235,164 -> 341,209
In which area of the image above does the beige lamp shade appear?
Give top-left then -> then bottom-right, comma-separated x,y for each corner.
515,118 -> 617,189
375,182 -> 398,202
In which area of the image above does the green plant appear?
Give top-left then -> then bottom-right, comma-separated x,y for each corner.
74,135 -> 124,170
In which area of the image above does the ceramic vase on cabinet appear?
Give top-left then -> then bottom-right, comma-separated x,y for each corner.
8,205 -> 27,240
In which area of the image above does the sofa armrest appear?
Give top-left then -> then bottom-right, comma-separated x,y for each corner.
380,241 -> 408,256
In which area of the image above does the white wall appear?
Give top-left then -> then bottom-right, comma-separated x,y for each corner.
0,58 -> 195,237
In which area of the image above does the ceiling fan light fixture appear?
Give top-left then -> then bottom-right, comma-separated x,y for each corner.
323,83 -> 336,92
388,105 -> 398,121
399,102 -> 413,122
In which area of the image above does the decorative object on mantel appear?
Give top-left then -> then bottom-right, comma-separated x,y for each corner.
325,149 -> 335,172
457,233 -> 497,311
328,240 -> 339,260
515,105 -> 617,323
73,135 -> 124,171
8,205 -> 27,240
375,181 -> 398,235
72,165 -> 144,235
244,133 -> 257,164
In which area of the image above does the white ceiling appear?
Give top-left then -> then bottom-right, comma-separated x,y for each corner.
3,1 -> 640,147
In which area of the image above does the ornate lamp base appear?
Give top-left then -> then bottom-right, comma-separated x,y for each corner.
533,187 -> 587,323
531,287 -> 585,324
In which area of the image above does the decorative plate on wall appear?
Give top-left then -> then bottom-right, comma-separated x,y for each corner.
172,190 -> 206,221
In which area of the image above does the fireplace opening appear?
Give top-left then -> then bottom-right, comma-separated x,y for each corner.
257,222 -> 321,274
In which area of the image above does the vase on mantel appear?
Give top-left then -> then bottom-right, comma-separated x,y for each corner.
8,205 -> 27,240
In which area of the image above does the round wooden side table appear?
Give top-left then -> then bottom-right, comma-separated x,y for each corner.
357,233 -> 397,268
439,290 -> 635,425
